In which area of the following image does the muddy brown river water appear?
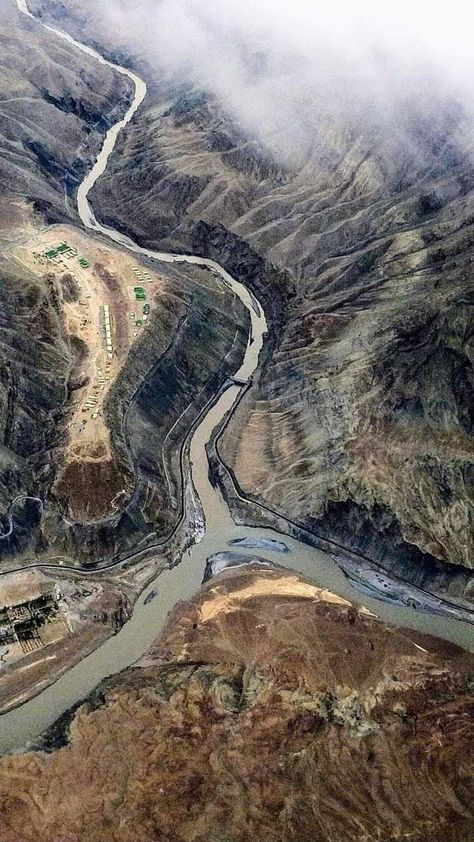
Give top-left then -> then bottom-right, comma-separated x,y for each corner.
1,0 -> 472,755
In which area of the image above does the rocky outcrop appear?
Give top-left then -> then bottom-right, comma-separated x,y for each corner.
85,72 -> 474,578
0,0 -> 133,226
0,565 -> 473,841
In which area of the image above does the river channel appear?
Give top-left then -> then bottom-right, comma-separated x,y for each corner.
2,0 -> 472,755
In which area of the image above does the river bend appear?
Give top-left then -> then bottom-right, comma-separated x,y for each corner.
1,0 -> 472,754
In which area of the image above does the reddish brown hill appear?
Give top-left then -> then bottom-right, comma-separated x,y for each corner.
0,565 -> 473,842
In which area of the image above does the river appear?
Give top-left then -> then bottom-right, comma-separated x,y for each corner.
1,0 -> 472,755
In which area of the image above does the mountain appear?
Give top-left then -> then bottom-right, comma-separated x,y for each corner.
0,0 -> 133,224
88,75 -> 474,594
0,3 -> 473,841
0,0 -> 132,516
0,563 -> 473,842
0,1 -> 250,565
31,1 -> 474,591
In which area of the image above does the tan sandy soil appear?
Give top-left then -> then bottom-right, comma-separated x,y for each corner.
9,223 -> 169,519
0,565 -> 472,842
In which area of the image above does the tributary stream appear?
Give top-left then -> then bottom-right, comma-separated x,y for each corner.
2,0 -> 472,754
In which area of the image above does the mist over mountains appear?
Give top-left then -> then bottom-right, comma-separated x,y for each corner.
94,0 -> 474,167
0,4 -> 473,840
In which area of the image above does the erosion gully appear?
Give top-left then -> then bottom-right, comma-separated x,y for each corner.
1,0 -> 472,754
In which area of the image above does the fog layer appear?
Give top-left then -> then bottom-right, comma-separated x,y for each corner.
95,0 -> 474,165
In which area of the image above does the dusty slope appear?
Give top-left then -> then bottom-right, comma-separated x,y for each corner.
88,90 -> 474,582
0,564 -> 472,842
0,6 -> 250,564
31,0 -> 472,579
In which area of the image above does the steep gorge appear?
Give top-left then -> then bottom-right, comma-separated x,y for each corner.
88,88 -> 474,587
0,7 -> 473,840
35,1 -> 474,582
0,0 -> 253,565
27,4 -> 474,588
0,0 -> 137,547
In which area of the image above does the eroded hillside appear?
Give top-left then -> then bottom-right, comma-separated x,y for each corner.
0,0 -> 132,519
0,1 -> 251,566
85,82 -> 474,582
36,0 -> 474,580
0,564 -> 472,842
0,0 -> 133,229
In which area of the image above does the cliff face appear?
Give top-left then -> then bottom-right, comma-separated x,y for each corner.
1,565 -> 473,842
84,73 -> 474,576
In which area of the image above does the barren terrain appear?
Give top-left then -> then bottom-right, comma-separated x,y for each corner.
0,5 -> 472,841
50,16 -> 471,587
91,94 -> 474,581
0,0 -> 134,533
0,564 -> 472,842
11,223 -> 175,519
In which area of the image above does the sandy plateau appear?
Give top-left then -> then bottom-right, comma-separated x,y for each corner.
10,224 -> 171,519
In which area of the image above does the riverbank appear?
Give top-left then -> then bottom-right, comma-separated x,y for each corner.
2,0 -> 472,759
206,382 -> 474,618
1,561 -> 473,842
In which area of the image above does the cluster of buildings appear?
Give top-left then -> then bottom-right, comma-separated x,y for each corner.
133,267 -> 151,283
0,591 -> 66,656
103,303 -> 113,359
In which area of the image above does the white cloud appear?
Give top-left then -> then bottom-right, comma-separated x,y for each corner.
95,0 -> 474,166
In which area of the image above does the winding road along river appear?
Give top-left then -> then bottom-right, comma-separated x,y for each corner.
1,0 -> 472,754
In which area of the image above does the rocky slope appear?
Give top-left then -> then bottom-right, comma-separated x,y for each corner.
0,564 -> 473,842
0,249 -> 249,564
0,0 -> 133,227
41,260 -> 249,563
0,2 -> 252,565
26,0 -> 470,579
0,0 -> 132,528
87,88 -> 474,583
0,259 -> 69,524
